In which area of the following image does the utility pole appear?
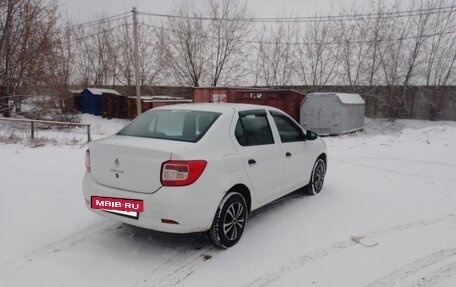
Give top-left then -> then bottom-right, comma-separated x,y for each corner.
132,7 -> 141,116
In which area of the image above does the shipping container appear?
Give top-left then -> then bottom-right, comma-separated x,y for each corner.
101,93 -> 129,119
192,87 -> 305,121
127,95 -> 192,119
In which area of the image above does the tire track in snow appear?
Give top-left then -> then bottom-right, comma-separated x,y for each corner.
407,260 -> 456,287
330,158 -> 456,183
243,214 -> 455,287
131,194 -> 309,286
341,156 -> 456,169
132,194 -> 309,286
366,248 -> 456,287
131,245 -> 217,287
0,217 -> 213,287
0,220 -> 117,278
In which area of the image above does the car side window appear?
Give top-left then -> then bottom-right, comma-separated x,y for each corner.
271,112 -> 304,143
235,110 -> 274,146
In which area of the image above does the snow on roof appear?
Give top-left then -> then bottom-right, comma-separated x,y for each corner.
69,89 -> 83,94
308,92 -> 365,105
86,88 -> 121,96
335,93 -> 365,104
127,95 -> 185,100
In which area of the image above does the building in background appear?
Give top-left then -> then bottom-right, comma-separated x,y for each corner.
300,92 -> 365,135
79,88 -> 121,116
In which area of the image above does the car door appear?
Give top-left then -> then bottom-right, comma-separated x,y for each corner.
270,111 -> 314,194
233,109 -> 284,204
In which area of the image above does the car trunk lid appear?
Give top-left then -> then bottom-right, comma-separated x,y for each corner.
89,135 -> 192,194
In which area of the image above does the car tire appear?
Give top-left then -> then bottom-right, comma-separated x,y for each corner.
307,158 -> 326,195
207,192 -> 248,249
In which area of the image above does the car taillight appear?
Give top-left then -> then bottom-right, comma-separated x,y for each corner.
161,160 -> 207,186
85,149 -> 91,172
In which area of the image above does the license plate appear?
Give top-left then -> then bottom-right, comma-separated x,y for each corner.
91,196 -> 143,219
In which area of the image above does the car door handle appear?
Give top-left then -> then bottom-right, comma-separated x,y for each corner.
286,152 -> 292,157
248,159 -> 256,165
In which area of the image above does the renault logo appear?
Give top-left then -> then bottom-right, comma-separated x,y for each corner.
110,158 -> 124,178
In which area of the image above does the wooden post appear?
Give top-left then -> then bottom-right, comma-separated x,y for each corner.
132,7 -> 142,117
31,122 -> 34,139
87,125 -> 91,142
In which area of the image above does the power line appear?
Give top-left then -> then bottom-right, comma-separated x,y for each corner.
2,12 -> 130,38
72,23 -> 131,41
139,22 -> 456,46
51,12 -> 130,34
139,5 -> 456,23
3,4 -> 455,40
46,23 -> 130,51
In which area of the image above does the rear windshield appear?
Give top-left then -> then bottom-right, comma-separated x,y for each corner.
117,109 -> 221,143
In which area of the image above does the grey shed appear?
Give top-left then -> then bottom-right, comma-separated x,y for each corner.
300,93 -> 365,135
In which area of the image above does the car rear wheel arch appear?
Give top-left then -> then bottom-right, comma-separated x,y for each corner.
317,153 -> 327,166
227,184 -> 251,212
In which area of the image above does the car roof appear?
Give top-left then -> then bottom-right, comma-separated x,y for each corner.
154,103 -> 283,114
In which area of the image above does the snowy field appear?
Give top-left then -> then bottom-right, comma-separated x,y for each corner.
1,116 -> 456,287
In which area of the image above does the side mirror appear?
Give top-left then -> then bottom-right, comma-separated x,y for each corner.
306,130 -> 318,141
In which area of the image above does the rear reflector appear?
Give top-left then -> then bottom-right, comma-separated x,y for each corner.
161,160 -> 207,186
161,219 -> 179,224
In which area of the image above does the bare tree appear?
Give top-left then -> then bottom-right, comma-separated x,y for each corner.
113,19 -> 134,88
402,1 -> 433,88
254,20 -> 297,87
112,19 -> 167,91
164,0 -> 252,87
43,21 -> 74,113
375,11 -> 409,118
418,0 -> 456,119
363,0 -> 393,86
138,25 -> 167,86
424,0 -> 456,86
165,1 -> 206,87
295,19 -> 339,87
334,9 -> 372,86
0,0 -> 59,115
72,15 -> 119,87
205,0 -> 251,86
72,26 -> 92,87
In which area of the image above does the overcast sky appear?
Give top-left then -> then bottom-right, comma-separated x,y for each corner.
58,0 -> 404,20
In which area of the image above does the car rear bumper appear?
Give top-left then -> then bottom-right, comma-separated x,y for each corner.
82,173 -> 223,233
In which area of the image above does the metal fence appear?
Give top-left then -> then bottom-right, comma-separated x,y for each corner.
0,118 -> 91,142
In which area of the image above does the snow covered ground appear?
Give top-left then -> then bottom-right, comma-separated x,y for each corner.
1,116 -> 456,287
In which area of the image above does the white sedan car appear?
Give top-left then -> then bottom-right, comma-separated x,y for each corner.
83,103 -> 327,248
